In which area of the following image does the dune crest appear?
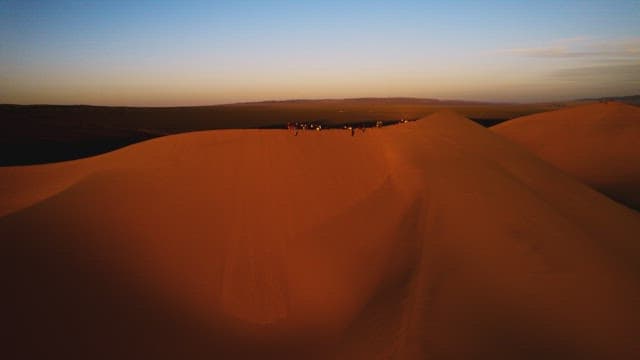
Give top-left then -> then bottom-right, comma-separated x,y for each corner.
2,111 -> 640,359
492,102 -> 640,210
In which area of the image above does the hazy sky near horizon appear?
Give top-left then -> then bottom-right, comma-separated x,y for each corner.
1,0 -> 639,105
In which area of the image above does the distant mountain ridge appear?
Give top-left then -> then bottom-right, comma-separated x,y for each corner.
2,95 -> 639,108
576,95 -> 640,106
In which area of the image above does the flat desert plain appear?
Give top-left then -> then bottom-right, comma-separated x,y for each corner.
2,105 -> 640,359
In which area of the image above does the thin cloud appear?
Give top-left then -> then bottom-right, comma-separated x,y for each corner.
552,63 -> 640,85
497,37 -> 640,59
500,47 -> 609,58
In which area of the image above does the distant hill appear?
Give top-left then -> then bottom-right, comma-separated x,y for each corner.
575,95 -> 640,106
1,94 -> 635,165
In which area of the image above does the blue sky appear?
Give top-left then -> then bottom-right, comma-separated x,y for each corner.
1,0 -> 639,105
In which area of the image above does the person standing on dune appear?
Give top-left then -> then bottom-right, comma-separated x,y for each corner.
287,122 -> 298,136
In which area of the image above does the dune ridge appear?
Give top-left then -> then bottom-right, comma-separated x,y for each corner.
2,111 -> 640,359
492,102 -> 640,210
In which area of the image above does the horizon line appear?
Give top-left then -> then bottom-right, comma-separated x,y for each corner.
3,94 -> 637,109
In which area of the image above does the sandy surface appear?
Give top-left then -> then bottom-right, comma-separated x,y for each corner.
1,99 -> 559,165
492,102 -> 640,210
2,111 -> 639,359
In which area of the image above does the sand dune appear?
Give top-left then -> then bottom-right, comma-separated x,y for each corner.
1,100 -> 558,165
2,112 -> 640,359
492,102 -> 640,210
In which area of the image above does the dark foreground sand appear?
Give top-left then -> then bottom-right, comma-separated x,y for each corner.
1,111 -> 639,359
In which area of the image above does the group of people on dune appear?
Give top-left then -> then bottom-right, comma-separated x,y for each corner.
287,120 -> 387,136
342,125 -> 367,136
287,121 -> 323,136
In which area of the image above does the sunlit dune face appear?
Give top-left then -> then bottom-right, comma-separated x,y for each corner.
493,102 -> 640,210
1,129 -> 422,346
2,111 -> 640,358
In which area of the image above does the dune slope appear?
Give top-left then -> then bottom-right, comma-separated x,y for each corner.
2,112 -> 640,359
492,102 -> 640,210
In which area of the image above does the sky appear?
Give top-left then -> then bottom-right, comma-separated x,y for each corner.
1,0 -> 639,105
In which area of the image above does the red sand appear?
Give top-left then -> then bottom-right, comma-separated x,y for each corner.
492,102 -> 640,210
2,111 -> 639,359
